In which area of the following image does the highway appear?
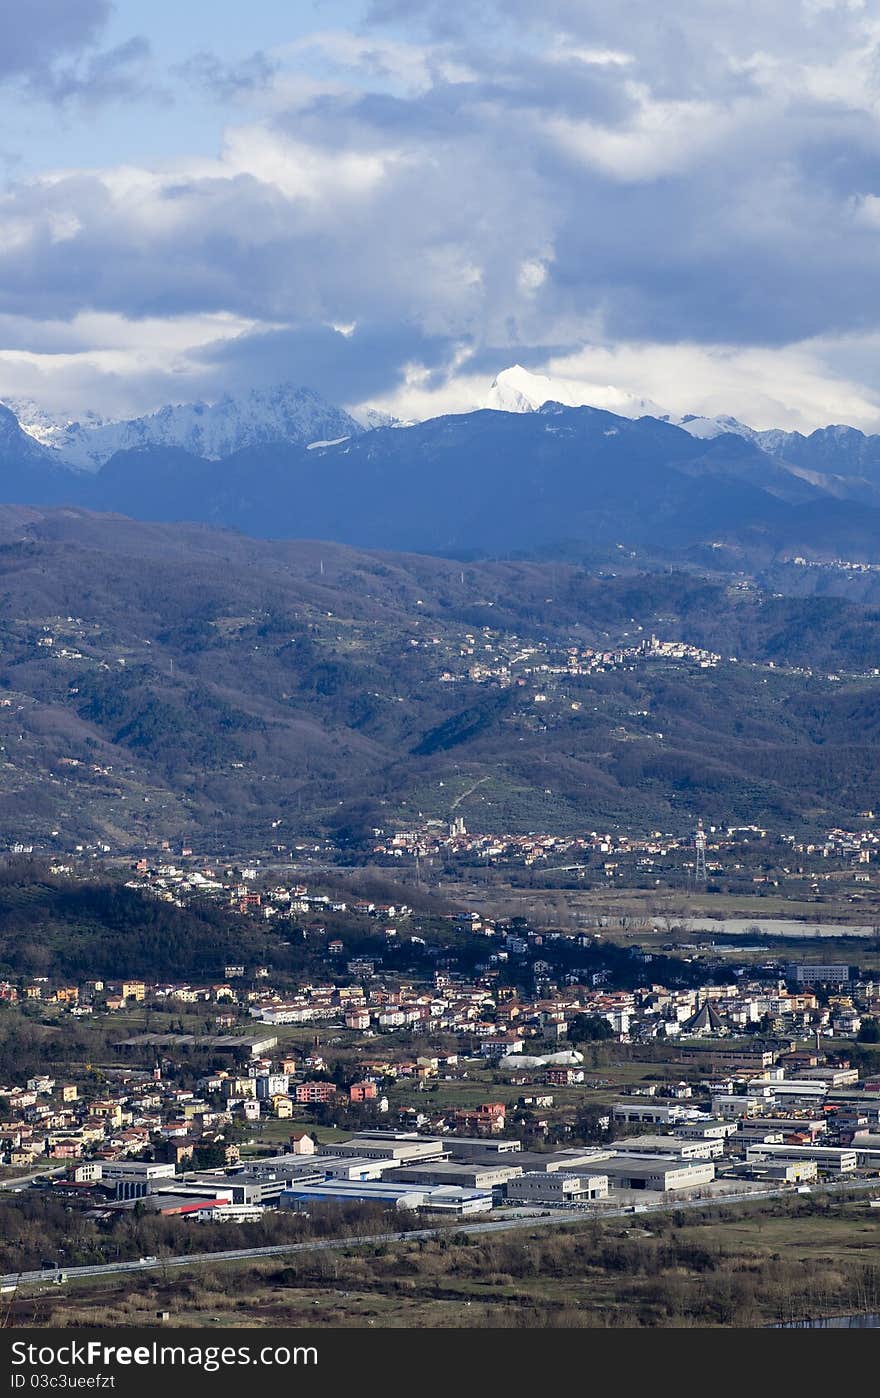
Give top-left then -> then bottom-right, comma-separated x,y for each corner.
3,1175 -> 879,1293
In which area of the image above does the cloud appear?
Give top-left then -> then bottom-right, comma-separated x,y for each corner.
35,37 -> 155,107
0,309 -> 272,418
0,0 -> 111,82
3,0 -> 880,428
0,0 -> 155,110
196,320 -> 461,405
176,50 -> 282,104
340,333 -> 880,434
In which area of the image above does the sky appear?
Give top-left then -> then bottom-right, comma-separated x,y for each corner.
2,0 -> 880,429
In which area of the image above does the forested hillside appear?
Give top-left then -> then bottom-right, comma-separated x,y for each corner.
0,508 -> 878,846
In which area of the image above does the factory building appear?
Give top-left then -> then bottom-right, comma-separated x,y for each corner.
611,1134 -> 723,1161
433,1137 -> 523,1159
505,1172 -> 608,1205
388,1161 -> 523,1191
322,1156 -> 400,1181
611,1100 -> 690,1126
278,1180 -> 492,1216
744,1145 -> 857,1173
737,1117 -> 827,1141
599,1156 -> 716,1193
674,1119 -> 738,1140
73,1160 -> 176,1200
319,1137 -> 446,1163
743,1159 -> 818,1184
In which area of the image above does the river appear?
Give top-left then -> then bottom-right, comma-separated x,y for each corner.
774,1313 -> 880,1328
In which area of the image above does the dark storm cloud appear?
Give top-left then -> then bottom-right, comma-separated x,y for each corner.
196,322 -> 459,403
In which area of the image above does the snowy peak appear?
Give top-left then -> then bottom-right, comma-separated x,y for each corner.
4,399 -> 110,457
677,412 -> 757,442
349,406 -> 409,430
485,365 -> 766,444
0,402 -> 57,464
486,364 -> 666,420
5,384 -> 365,471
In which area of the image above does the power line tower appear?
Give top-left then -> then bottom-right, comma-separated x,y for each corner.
694,818 -> 708,886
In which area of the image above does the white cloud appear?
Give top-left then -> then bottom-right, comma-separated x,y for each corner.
355,334 -> 880,434
281,29 -> 476,93
3,0 -> 880,432
540,89 -> 746,180
0,310 -> 270,416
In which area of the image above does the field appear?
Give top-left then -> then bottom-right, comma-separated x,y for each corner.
10,1194 -> 880,1330
435,878 -> 880,969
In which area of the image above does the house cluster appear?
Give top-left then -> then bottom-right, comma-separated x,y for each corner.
125,860 -> 411,927
792,555 -> 880,578
5,952 -> 880,1223
51,1039 -> 880,1224
373,822 -> 715,866
619,969 -> 877,1044
373,818 -> 737,868
0,1066 -> 248,1170
800,828 -> 880,861
437,631 -> 722,691
242,955 -> 878,1057
368,815 -> 880,891
0,1045 -> 385,1171
0,977 -> 154,1015
4,951 -> 876,1073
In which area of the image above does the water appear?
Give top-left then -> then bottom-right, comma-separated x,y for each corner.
689,917 -> 877,940
775,1313 -> 880,1328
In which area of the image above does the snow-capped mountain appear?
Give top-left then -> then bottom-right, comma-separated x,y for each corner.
0,402 -> 62,466
485,364 -> 667,420
4,399 -> 111,457
484,365 -> 765,444
350,406 -> 408,430
5,384 -> 364,471
676,412 -> 757,441
6,365 -> 879,497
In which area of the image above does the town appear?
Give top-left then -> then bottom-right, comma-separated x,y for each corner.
4,843 -> 880,1296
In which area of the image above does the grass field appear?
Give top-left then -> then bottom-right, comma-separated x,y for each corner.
241,1119 -> 351,1149
443,879 -> 880,927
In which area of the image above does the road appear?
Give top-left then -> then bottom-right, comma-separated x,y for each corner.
0,1166 -> 66,1193
449,776 -> 490,811
3,1176 -> 879,1293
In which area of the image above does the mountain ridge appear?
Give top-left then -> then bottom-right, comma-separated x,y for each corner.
4,383 -> 365,471
9,364 -> 880,475
2,375 -> 880,566
0,505 -> 878,849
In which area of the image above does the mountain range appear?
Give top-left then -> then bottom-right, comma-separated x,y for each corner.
3,367 -> 880,565
4,383 -> 366,471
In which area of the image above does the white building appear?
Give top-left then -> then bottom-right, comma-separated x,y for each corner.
506,1172 -> 608,1205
